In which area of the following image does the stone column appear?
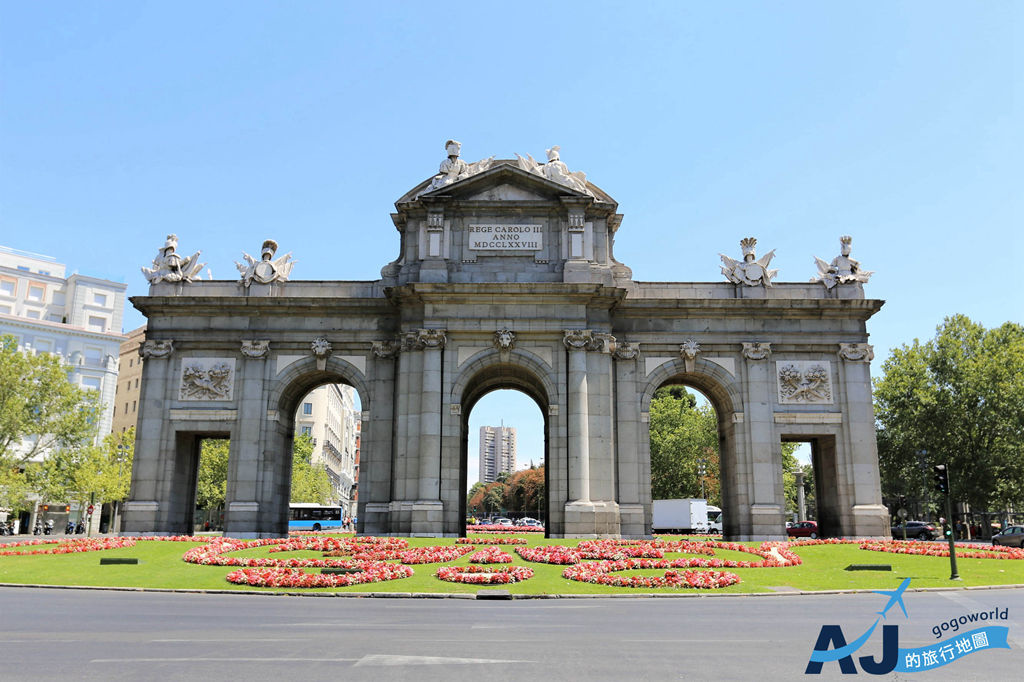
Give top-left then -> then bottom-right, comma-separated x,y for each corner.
412,329 -> 446,536
121,340 -> 174,535
224,340 -> 271,537
362,340 -> 399,535
564,330 -> 591,503
613,342 -> 644,536
741,342 -> 785,540
838,343 -> 888,536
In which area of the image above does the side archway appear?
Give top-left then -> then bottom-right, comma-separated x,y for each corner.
639,357 -> 746,539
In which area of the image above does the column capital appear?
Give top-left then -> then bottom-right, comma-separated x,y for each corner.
405,328 -> 446,350
741,342 -> 771,361
613,341 -> 639,360
838,343 -> 874,362
240,339 -> 270,359
563,329 -> 593,350
140,340 -> 174,359
372,339 -> 401,358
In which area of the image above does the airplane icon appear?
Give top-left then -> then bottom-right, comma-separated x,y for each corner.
873,577 -> 911,619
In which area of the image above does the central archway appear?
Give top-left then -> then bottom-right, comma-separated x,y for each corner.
446,350 -> 557,536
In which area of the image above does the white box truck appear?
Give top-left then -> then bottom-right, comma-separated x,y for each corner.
652,498 -> 709,533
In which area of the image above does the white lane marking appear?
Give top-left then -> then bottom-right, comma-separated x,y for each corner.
353,654 -> 528,667
91,657 -> 359,664
151,638 -> 299,642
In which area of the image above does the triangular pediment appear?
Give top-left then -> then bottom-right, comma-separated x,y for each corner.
396,161 -> 614,206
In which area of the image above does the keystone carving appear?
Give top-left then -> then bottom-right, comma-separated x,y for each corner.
140,340 -> 174,359
311,337 -> 332,370
742,342 -> 771,361
838,343 -> 874,362
493,329 -> 516,352
680,338 -> 701,372
240,339 -> 270,359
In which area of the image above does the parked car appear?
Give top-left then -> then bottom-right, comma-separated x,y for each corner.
890,521 -> 938,540
992,526 -> 1024,548
787,520 -> 818,538
494,518 -> 513,526
515,517 -> 540,526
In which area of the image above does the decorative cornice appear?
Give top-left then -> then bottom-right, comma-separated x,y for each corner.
240,339 -> 270,359
140,339 -> 174,359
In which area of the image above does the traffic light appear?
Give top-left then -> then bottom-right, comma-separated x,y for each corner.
933,464 -> 949,495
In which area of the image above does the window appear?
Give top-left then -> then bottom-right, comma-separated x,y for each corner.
0,279 -> 14,296
303,402 -> 313,415
17,266 -> 29,272
38,270 -> 50,276
84,347 -> 103,364
81,376 -> 101,391
93,292 -> 108,306
0,304 -> 11,314
134,378 -> 139,389
132,400 -> 136,412
34,339 -> 52,354
301,426 -> 312,436
48,314 -> 61,322
87,316 -> 107,332
52,291 -> 65,306
27,285 -> 44,301
26,310 -> 41,319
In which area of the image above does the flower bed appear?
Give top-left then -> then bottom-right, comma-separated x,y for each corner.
396,545 -> 475,564
563,560 -> 741,588
435,564 -> 534,584
183,538 -> 363,568
515,545 -> 582,564
468,547 -> 514,563
0,537 -> 138,556
859,540 -> 1024,559
455,537 -> 526,545
225,563 -> 413,588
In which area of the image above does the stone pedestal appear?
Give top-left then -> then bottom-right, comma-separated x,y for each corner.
560,500 -> 621,538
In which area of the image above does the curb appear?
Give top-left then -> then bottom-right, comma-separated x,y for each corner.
2,581 -> 1023,600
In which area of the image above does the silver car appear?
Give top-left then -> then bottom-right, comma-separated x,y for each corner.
992,526 -> 1024,548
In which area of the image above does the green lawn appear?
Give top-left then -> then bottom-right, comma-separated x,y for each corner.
1,535 -> 1021,596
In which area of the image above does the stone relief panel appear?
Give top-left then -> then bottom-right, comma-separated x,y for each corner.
776,360 -> 833,405
179,358 -> 236,401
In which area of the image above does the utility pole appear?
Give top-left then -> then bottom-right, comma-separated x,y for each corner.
933,464 -> 960,580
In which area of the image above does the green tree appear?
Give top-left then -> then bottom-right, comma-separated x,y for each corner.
466,481 -> 486,511
38,428 -> 135,513
649,385 -> 720,504
195,439 -> 229,509
289,433 -> 333,504
874,315 -> 1024,513
0,334 -> 100,511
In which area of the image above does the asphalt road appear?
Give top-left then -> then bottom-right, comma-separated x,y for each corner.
0,587 -> 1021,681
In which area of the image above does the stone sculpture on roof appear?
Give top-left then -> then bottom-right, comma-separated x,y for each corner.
720,237 -> 778,287
235,239 -> 295,286
812,235 -> 873,289
422,139 -> 494,194
141,234 -> 205,284
515,145 -> 594,196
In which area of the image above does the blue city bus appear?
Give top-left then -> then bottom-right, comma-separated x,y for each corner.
288,503 -> 344,532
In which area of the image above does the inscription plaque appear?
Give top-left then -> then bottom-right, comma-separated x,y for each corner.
468,224 -> 543,251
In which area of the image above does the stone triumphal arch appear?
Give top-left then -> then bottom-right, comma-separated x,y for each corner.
123,142 -> 888,540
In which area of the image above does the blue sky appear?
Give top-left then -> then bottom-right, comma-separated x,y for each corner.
2,2 -> 1020,484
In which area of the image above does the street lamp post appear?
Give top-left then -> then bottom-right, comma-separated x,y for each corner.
793,469 -> 806,522
697,457 -> 707,501
111,444 -> 128,535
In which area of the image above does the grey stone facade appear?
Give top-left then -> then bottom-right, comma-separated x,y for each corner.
122,160 -> 888,540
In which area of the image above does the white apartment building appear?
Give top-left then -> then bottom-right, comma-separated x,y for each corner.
0,245 -> 127,441
479,425 -> 516,484
294,384 -> 360,516
0,245 -> 126,531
